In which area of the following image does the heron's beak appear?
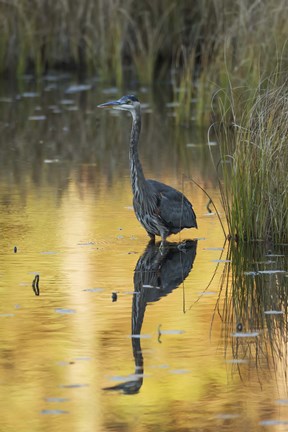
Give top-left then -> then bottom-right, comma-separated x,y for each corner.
97,100 -> 120,109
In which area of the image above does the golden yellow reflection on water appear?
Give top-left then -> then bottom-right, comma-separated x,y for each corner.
0,167 -> 287,432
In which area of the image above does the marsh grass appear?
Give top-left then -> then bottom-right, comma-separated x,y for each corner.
121,2 -> 176,85
213,77 -> 288,243
1,0 -> 287,92
172,48 -> 196,126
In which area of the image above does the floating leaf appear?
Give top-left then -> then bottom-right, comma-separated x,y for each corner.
28,115 -> 46,121
264,310 -> 283,315
83,288 -> 104,293
41,409 -> 68,415
65,84 -> 92,94
231,331 -> 259,338
55,308 -> 76,315
45,397 -> 69,403
211,259 -> 231,263
259,420 -> 288,426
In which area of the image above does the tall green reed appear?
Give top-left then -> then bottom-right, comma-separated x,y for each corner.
213,76 -> 288,243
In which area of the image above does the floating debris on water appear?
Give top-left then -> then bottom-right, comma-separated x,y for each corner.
77,241 -> 95,246
112,292 -> 118,302
197,291 -> 216,296
41,409 -> 69,415
28,115 -> 46,121
211,259 -> 231,263
55,308 -> 76,315
45,397 -> 69,403
236,323 -> 243,332
21,92 -> 39,98
32,274 -> 40,296
259,420 -> 288,426
60,99 -> 74,105
44,159 -> 60,164
82,288 -> 104,293
14,246 -> 17,253
65,84 -> 92,94
245,270 -> 286,276
258,270 -> 286,274
231,331 -> 259,338
264,310 -> 284,315
186,143 -> 200,147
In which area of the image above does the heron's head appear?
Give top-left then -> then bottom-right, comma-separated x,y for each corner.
97,95 -> 140,117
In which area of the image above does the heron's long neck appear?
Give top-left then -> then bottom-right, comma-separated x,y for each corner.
129,110 -> 147,198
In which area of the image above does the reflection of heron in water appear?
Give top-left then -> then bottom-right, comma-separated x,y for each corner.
98,95 -> 197,246
103,239 -> 197,394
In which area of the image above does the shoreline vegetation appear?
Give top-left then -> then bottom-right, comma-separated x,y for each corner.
0,0 -> 287,242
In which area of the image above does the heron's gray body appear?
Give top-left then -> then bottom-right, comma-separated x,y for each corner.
98,94 -> 197,244
133,179 -> 197,241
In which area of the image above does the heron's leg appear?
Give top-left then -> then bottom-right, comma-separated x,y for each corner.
148,233 -> 155,243
159,233 -> 167,250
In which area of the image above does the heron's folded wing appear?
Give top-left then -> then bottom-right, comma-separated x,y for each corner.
158,192 -> 196,230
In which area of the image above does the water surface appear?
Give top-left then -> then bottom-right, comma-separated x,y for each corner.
0,77 -> 287,431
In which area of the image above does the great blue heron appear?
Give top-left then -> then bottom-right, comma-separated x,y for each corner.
98,95 -> 197,245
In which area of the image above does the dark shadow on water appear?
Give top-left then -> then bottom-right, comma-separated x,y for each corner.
215,241 -> 288,385
103,239 -> 197,394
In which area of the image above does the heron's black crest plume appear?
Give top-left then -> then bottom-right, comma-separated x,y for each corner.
120,95 -> 139,103
98,95 -> 197,246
